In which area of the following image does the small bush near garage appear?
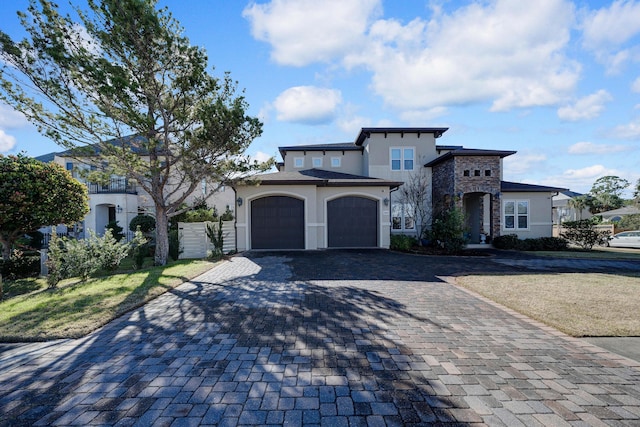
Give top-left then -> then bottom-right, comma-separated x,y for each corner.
390,234 -> 417,251
493,235 -> 568,251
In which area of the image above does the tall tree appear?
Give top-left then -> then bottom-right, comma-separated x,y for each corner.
587,176 -> 629,213
0,0 -> 271,265
0,154 -> 88,261
634,178 -> 640,208
567,195 -> 590,220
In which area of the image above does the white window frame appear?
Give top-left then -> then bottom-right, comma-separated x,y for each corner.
312,157 -> 323,168
390,147 -> 415,171
294,157 -> 304,168
331,157 -> 341,167
503,200 -> 529,230
391,202 -> 415,231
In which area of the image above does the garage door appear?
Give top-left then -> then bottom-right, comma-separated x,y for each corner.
251,196 -> 304,249
328,196 -> 378,247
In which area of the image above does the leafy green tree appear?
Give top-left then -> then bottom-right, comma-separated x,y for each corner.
0,0 -> 272,265
567,195 -> 591,220
588,176 -> 629,213
634,178 -> 640,208
427,206 -> 468,254
0,154 -> 88,261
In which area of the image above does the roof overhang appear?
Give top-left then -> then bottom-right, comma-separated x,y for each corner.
355,127 -> 449,146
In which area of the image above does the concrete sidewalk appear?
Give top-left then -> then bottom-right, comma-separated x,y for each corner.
1,251 -> 639,426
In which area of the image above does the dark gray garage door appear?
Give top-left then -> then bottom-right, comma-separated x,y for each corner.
328,196 -> 378,247
251,196 -> 304,249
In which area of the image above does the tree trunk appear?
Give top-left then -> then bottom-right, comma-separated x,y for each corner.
154,204 -> 170,266
0,236 -> 11,261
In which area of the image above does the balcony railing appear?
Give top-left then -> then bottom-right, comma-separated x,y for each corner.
87,178 -> 137,194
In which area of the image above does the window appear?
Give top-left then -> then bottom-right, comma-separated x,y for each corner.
390,147 -> 414,171
463,170 -> 470,177
331,157 -> 341,167
504,200 -> 529,230
312,157 -> 322,168
474,170 -> 480,176
485,169 -> 491,176
294,157 -> 304,168
392,203 -> 415,231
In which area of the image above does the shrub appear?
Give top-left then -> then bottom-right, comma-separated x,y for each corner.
106,220 -> 125,242
220,206 -> 234,221
129,229 -> 149,269
0,249 -> 40,280
129,215 -> 156,233
492,235 -> 568,251
184,208 -> 217,223
206,217 -> 225,259
428,207 -> 468,254
390,234 -> 416,251
168,228 -> 181,261
492,234 -> 520,250
63,237 -> 101,281
561,219 -> 610,250
91,229 -> 131,271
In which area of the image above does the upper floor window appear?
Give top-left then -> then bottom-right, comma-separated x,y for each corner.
294,157 -> 304,168
390,147 -> 414,171
331,157 -> 341,167
312,157 -> 322,168
503,200 -> 529,230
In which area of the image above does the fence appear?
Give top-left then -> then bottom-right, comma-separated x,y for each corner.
552,223 -> 615,237
178,221 -> 235,259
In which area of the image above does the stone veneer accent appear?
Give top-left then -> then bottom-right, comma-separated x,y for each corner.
431,156 -> 503,239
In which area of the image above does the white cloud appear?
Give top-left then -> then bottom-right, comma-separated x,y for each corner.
568,141 -> 631,154
504,152 -> 547,175
557,90 -> 612,121
0,104 -> 28,129
346,0 -> 579,112
272,86 -> 342,124
632,76 -> 640,93
538,164 -> 622,192
611,117 -> 640,139
252,151 -> 274,164
243,0 -> 381,66
581,0 -> 640,72
0,129 -> 17,152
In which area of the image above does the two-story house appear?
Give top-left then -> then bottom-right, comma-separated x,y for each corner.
35,136 -> 234,238
233,127 -> 565,250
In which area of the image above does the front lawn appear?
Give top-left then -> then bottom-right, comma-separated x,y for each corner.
531,246 -> 640,260
456,272 -> 640,337
0,259 -> 217,342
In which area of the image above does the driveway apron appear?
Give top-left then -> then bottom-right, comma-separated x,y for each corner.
1,250 -> 639,426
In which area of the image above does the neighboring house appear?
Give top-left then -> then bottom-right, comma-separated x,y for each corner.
233,127 -> 565,251
552,190 -> 592,223
35,136 -> 234,238
598,206 -> 640,222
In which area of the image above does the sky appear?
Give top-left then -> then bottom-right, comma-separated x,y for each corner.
1,0 -> 640,196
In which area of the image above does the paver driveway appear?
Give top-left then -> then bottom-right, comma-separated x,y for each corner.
1,250 -> 640,426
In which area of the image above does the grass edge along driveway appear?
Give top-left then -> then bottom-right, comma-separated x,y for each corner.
0,259 -> 217,342
456,272 -> 640,337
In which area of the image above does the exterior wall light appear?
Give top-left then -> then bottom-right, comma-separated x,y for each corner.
237,197 -> 243,206
116,205 -> 123,213
383,197 -> 389,206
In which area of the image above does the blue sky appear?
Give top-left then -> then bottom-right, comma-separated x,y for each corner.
1,0 -> 640,195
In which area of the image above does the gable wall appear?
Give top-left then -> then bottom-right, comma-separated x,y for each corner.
282,150 -> 364,175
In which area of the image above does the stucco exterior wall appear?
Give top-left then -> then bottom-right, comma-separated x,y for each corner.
501,191 -> 555,239
282,150 -> 364,175
362,132 -> 438,179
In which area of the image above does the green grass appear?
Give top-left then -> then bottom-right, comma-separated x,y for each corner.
0,259 -> 217,342
457,272 -> 640,337
531,246 -> 640,260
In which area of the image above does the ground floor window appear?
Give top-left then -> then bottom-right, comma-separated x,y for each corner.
392,203 -> 415,230
503,200 -> 529,230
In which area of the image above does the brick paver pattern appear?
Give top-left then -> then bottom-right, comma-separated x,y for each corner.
1,250 -> 639,426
